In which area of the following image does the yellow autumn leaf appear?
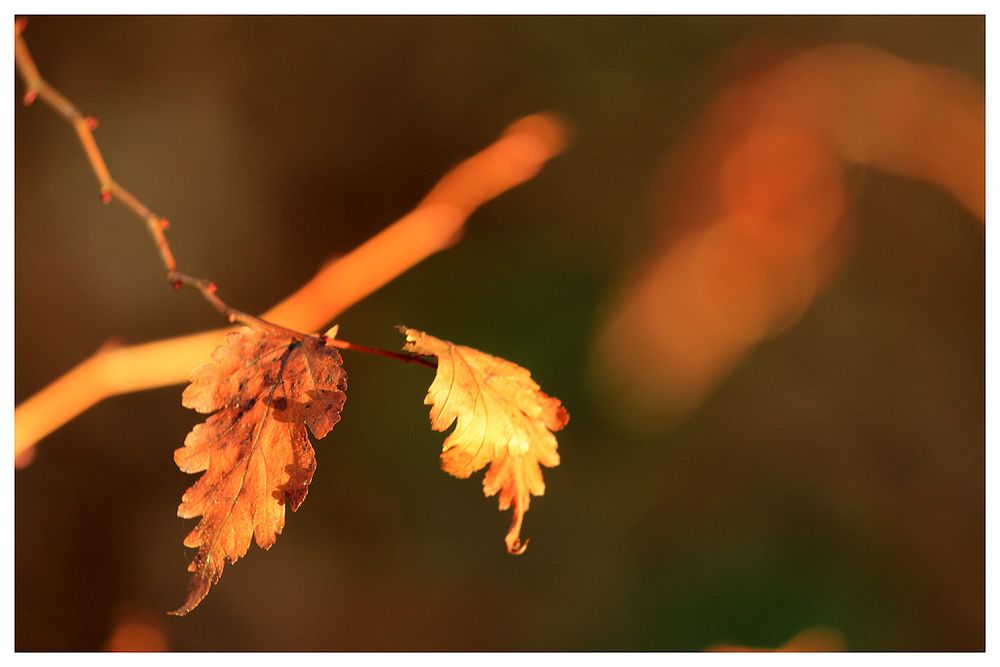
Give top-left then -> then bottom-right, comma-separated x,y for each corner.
401,327 -> 569,554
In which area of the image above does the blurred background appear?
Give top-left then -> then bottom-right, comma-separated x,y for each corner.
15,15 -> 983,651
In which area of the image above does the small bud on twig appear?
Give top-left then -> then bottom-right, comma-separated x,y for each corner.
23,89 -> 37,106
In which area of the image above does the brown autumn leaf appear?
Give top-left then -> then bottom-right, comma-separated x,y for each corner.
401,327 -> 568,554
170,326 -> 347,616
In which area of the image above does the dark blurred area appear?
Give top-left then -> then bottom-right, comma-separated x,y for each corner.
15,16 -> 983,650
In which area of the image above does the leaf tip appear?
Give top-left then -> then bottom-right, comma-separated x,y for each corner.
547,400 -> 570,432
507,538 -> 529,555
502,494 -> 530,555
168,569 -> 212,617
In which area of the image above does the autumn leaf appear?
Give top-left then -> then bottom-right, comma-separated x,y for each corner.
170,326 -> 347,616
400,327 -> 568,554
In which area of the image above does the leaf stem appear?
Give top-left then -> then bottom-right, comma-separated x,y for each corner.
324,338 -> 437,369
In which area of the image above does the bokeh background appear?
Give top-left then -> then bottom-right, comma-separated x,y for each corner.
15,15 -> 983,651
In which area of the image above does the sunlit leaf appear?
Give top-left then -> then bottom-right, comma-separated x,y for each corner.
401,327 -> 568,554
171,326 -> 347,615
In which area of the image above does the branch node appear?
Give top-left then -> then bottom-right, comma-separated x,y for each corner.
23,89 -> 37,106
100,188 -> 112,205
159,218 -> 171,230
171,279 -> 183,292
85,115 -> 100,131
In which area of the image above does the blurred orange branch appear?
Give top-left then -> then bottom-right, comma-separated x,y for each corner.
13,19 -> 568,462
595,43 -> 984,427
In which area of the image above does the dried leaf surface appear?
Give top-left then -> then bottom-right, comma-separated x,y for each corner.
401,327 -> 568,554
171,326 -> 346,615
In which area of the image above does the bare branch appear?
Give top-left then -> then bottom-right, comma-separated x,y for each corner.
15,21 -> 308,341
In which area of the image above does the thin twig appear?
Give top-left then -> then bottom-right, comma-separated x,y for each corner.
325,339 -> 438,369
14,20 -> 307,342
